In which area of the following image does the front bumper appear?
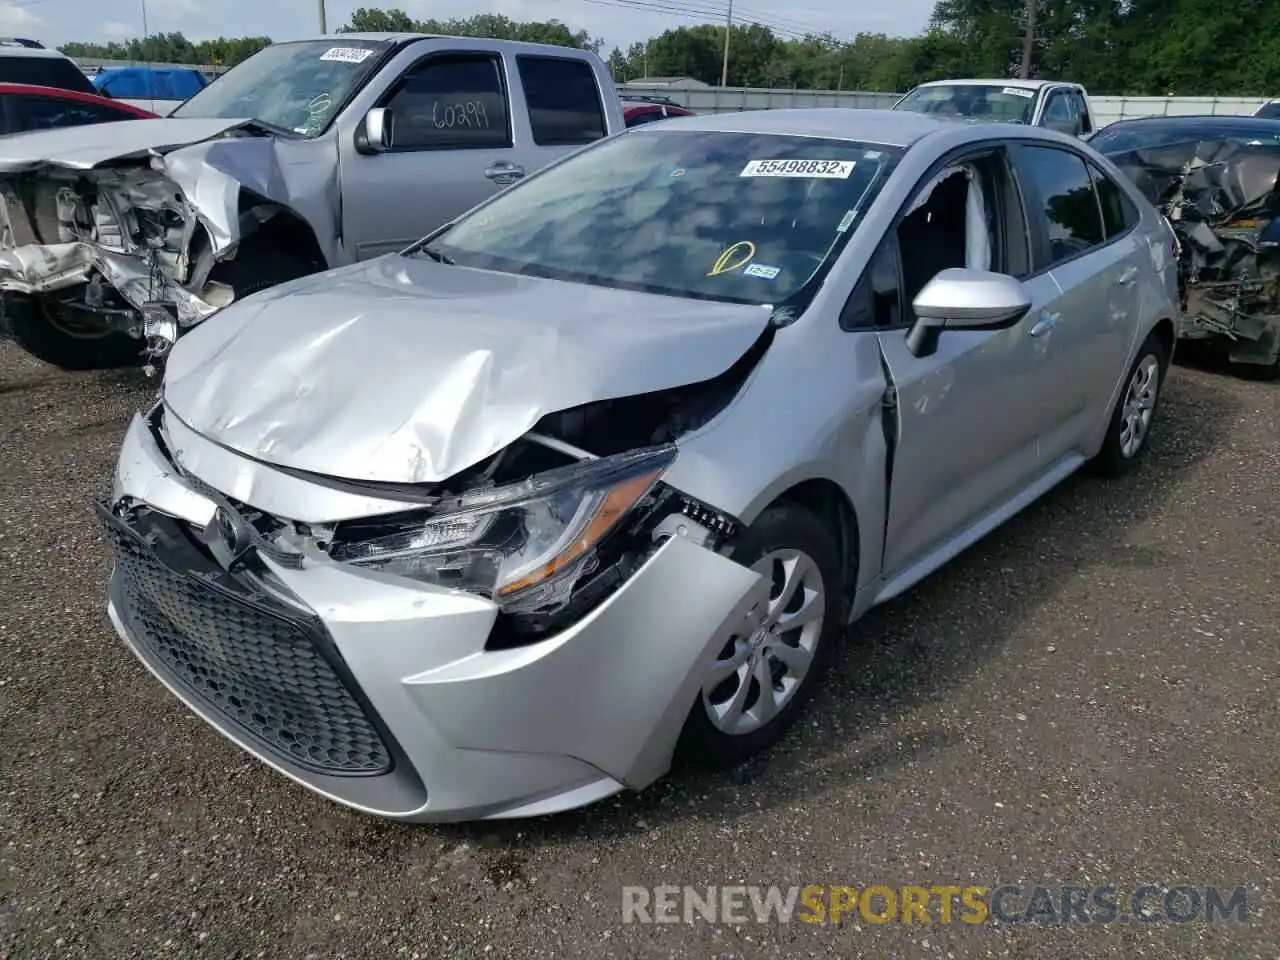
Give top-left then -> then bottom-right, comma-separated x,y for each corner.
102,414 -> 768,822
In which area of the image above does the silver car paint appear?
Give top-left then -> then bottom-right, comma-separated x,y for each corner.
104,109 -> 1178,821
161,254 -> 774,484
0,34 -> 624,332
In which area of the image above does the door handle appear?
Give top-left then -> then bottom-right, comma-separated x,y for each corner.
1029,312 -> 1060,337
1118,266 -> 1139,285
484,161 -> 526,185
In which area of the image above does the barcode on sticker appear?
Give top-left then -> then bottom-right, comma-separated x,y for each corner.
1001,86 -> 1035,98
744,263 -> 780,279
741,159 -> 855,179
320,47 -> 373,63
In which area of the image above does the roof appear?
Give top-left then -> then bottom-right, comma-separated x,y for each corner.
654,107 -> 956,147
1103,114 -> 1280,126
0,45 -> 73,60
914,78 -> 1075,90
0,82 -> 156,115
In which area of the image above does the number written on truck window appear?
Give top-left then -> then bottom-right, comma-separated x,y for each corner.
516,55 -> 607,146
385,53 -> 511,150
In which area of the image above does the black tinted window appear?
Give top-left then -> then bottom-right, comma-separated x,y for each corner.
0,56 -> 96,94
1072,92 -> 1092,132
516,55 -> 606,145
1257,102 -> 1280,119
841,237 -> 903,330
386,54 -> 509,150
1020,146 -> 1104,265
1089,163 -> 1134,239
4,95 -> 129,134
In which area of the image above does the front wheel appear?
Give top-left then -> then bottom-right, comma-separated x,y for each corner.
675,503 -> 844,768
1087,330 -> 1169,478
2,295 -> 141,371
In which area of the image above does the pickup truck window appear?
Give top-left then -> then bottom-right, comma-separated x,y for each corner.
172,38 -> 389,136
516,55 -> 606,146
385,53 -> 511,151
896,84 -> 1035,124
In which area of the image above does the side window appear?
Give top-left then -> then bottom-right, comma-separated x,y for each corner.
627,110 -> 663,127
383,54 -> 510,151
516,55 -> 606,145
1088,163 -> 1137,239
7,96 -> 126,132
840,236 -> 904,331
1043,92 -> 1070,121
1017,145 -> 1105,267
1072,92 -> 1093,133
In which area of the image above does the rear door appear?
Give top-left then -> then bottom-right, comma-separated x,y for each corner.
868,145 -> 1065,579
513,53 -> 609,171
1007,142 -> 1140,463
340,49 -> 520,260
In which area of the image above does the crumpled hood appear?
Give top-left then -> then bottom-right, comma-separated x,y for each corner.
162,254 -> 774,485
0,117 -> 256,172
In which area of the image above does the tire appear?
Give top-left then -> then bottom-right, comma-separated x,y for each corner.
1087,330 -> 1169,478
206,247 -> 316,304
675,503 -> 844,768
2,295 -> 142,371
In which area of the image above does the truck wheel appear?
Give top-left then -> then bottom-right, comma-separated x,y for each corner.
206,248 -> 317,305
2,295 -> 142,371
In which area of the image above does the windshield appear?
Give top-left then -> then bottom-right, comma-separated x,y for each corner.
896,84 -> 1035,124
172,39 -> 389,136
1089,119 -> 1280,155
419,130 -> 902,305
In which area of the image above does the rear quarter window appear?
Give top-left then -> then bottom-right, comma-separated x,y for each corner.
0,56 -> 96,94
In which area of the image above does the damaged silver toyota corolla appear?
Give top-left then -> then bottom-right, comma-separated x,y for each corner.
101,109 -> 1178,821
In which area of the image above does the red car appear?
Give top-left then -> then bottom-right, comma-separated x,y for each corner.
622,99 -> 695,127
0,82 -> 157,136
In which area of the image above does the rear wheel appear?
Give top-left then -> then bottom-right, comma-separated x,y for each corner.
1087,330 -> 1169,478
2,294 -> 141,371
676,503 -> 843,768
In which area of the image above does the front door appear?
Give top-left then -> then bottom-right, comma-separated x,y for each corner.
340,50 -> 520,261
873,147 -> 1064,579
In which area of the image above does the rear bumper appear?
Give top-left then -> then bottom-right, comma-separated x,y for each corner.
101,416 -> 768,822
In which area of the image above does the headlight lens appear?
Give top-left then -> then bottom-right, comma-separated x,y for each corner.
332,444 -> 676,610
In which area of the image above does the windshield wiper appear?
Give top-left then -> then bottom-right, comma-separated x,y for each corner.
418,245 -> 455,264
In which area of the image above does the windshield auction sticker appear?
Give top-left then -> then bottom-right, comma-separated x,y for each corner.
740,159 -> 855,178
320,47 -> 374,63
1001,86 -> 1035,98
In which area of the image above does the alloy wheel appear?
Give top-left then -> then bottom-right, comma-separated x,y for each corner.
701,548 -> 826,736
1119,353 -> 1160,459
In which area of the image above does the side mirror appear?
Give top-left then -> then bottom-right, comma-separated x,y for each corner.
905,268 -> 1032,357
1043,117 -> 1079,136
356,106 -> 392,154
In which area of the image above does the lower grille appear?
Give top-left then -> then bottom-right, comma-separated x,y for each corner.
101,505 -> 393,777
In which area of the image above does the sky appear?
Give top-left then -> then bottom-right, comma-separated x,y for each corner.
0,0 -> 937,54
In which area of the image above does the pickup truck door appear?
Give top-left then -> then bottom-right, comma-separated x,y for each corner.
336,48 -> 614,262
337,49 -> 523,261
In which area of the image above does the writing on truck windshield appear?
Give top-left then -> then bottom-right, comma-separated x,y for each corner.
418,130 -> 902,305
897,84 -> 1036,124
172,40 -> 389,136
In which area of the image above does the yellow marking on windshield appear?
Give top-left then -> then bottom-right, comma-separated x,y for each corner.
707,240 -> 756,276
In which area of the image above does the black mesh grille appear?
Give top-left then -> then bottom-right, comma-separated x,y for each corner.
103,510 -> 393,776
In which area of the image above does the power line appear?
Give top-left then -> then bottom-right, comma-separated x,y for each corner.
575,0 -> 852,44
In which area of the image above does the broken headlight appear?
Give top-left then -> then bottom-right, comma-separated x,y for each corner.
331,444 -> 676,612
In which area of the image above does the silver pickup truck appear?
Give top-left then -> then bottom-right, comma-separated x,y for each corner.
0,33 -> 625,370
893,79 -> 1097,138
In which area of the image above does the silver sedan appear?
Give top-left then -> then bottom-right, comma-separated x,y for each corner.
101,108 -> 1179,822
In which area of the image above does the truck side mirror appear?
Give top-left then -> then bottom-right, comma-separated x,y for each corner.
356,107 -> 392,154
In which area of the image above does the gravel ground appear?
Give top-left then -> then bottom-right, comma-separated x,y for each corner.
0,341 -> 1277,960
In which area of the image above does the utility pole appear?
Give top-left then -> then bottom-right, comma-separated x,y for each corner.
1018,0 -> 1035,79
318,0 -> 327,34
719,0 -> 733,88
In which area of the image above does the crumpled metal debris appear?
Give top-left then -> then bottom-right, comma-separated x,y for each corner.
1109,137 -> 1280,366
0,117 -> 341,345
